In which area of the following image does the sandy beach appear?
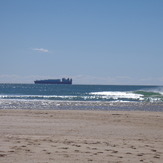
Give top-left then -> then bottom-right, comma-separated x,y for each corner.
0,109 -> 163,163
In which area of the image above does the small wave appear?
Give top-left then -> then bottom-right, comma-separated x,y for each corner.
134,90 -> 163,102
135,91 -> 162,97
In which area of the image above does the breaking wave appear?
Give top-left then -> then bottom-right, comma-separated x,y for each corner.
1,90 -> 163,102
89,91 -> 144,101
89,88 -> 163,102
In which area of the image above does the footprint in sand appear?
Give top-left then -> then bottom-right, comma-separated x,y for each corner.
137,153 -> 144,156
105,149 -> 112,151
153,155 -> 160,159
107,154 -> 114,157
25,149 -> 31,152
60,147 -> 69,150
8,150 -> 15,153
118,156 -> 123,158
74,150 -> 80,153
21,145 -> 27,148
0,154 -> 7,157
130,145 -> 136,149
16,141 -> 21,143
151,149 -> 157,152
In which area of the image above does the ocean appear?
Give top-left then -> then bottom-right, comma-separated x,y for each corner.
0,84 -> 163,111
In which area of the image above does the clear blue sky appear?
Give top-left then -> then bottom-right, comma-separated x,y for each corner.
0,0 -> 163,85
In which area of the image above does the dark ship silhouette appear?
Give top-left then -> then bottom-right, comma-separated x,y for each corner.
34,78 -> 72,84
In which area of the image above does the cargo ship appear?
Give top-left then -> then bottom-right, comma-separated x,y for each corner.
34,78 -> 72,84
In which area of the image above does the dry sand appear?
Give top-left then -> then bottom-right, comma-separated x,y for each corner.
0,109 -> 163,163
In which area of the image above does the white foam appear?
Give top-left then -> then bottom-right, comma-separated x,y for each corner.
89,91 -> 144,100
0,95 -> 77,99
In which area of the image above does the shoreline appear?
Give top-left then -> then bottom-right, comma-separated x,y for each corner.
1,99 -> 163,112
0,109 -> 163,162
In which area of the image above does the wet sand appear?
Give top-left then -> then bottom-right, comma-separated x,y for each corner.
0,109 -> 163,163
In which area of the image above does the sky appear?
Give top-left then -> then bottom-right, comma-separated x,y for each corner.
0,0 -> 163,85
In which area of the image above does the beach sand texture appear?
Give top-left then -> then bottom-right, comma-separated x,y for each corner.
0,110 -> 163,163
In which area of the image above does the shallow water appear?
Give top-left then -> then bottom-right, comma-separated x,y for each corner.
1,99 -> 163,112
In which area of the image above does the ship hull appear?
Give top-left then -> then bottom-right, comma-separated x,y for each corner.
34,78 -> 72,85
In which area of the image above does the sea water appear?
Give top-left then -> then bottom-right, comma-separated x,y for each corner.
0,84 -> 163,111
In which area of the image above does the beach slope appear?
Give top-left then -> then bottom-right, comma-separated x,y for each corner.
0,110 -> 163,163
